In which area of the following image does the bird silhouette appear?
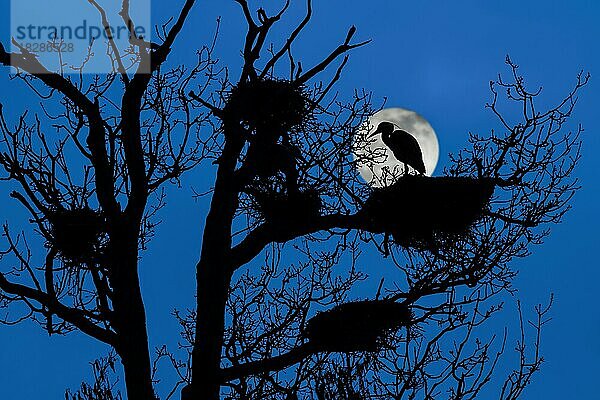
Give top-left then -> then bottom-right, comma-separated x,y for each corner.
369,121 -> 426,175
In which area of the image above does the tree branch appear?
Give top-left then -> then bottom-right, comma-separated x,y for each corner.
120,0 -> 198,216
221,343 -> 315,382
259,0 -> 312,79
0,272 -> 117,346
0,42 -> 120,217
150,0 -> 197,72
295,26 -> 370,85
231,213 -> 368,269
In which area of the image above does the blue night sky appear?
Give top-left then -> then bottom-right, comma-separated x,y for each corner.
0,1 -> 598,398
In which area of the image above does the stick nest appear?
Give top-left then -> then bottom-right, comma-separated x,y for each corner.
224,78 -> 309,131
360,175 -> 495,247
48,207 -> 106,264
304,300 -> 411,352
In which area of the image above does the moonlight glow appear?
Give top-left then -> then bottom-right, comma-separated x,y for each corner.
353,108 -> 439,187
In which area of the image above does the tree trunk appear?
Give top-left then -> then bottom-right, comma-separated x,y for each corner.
119,334 -> 156,400
189,192 -> 236,400
189,132 -> 244,400
110,223 -> 156,400
190,255 -> 232,399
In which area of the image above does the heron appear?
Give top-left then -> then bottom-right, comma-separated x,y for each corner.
369,121 -> 426,175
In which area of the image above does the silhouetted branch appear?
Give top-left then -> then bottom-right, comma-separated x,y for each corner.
222,343 -> 316,382
294,26 -> 371,85
87,0 -> 130,84
188,90 -> 224,117
236,0 -> 290,82
119,0 -> 160,50
231,213 -> 365,269
259,0 -> 313,79
0,272 -> 116,345
149,0 -> 198,72
0,43 -> 120,217
66,352 -> 123,400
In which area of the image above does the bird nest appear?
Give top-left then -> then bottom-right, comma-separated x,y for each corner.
48,207 -> 106,264
248,185 -> 322,226
223,78 -> 309,131
303,300 -> 411,353
360,175 -> 495,248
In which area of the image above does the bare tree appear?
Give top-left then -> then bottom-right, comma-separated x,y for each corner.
0,1 -> 588,400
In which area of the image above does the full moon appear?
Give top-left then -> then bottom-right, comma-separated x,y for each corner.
353,108 -> 439,187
